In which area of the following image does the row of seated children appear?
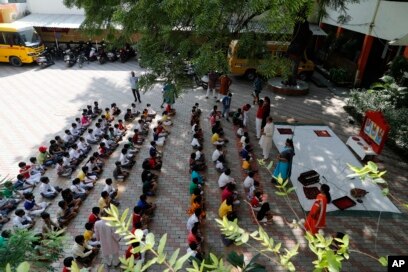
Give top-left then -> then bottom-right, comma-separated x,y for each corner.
187,104 -> 206,262
235,121 -> 273,225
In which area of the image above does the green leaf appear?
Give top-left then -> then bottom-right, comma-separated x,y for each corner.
120,208 -> 129,224
168,248 -> 180,267
158,233 -> 167,256
266,161 -> 274,170
241,232 -> 249,243
141,257 -> 158,271
367,161 -> 378,172
174,252 -> 193,271
382,188 -> 389,196
5,264 -> 11,272
275,191 -> 287,196
378,256 -> 388,267
286,187 -> 296,194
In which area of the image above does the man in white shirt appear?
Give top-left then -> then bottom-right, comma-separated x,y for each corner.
218,169 -> 235,189
95,214 -> 121,267
72,235 -> 98,267
13,209 -> 34,229
130,71 -> 141,103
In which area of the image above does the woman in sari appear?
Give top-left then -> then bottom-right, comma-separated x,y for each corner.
272,138 -> 295,181
304,184 -> 331,234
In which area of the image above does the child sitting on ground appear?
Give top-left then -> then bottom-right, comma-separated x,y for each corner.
94,101 -> 102,115
39,176 -> 61,199
83,222 -> 100,247
111,103 -> 121,116
103,178 -> 120,206
113,161 -> 130,181
118,119 -> 128,132
56,158 -> 73,178
88,207 -> 100,224
104,108 -> 114,122
29,157 -> 46,175
124,109 -> 135,122
161,111 -> 173,126
37,146 -> 55,168
23,192 -> 50,217
131,103 -> 140,117
236,124 -> 245,138
136,194 -> 156,216
57,200 -> 78,227
146,104 -> 156,117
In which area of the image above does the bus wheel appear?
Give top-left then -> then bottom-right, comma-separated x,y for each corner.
245,70 -> 256,81
10,56 -> 22,67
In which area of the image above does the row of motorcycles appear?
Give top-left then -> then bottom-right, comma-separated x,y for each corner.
36,42 -> 136,68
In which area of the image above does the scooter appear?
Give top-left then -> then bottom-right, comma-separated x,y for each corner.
88,47 -> 98,62
36,47 -> 55,68
77,52 -> 88,68
97,47 -> 107,64
63,49 -> 77,67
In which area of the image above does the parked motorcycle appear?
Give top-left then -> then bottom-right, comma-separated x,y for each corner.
77,52 -> 88,68
88,47 -> 98,62
36,47 -> 55,68
64,49 -> 77,67
107,48 -> 118,62
97,46 -> 107,64
119,43 -> 136,63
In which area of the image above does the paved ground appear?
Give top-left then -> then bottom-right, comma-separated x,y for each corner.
0,61 -> 407,272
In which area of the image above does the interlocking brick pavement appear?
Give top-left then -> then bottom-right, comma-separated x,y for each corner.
0,62 -> 407,272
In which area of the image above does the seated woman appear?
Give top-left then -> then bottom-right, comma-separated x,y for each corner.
256,203 -> 273,224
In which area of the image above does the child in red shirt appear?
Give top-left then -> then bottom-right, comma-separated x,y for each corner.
62,257 -> 73,272
88,207 -> 100,224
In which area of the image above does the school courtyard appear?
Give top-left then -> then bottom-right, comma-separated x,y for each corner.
0,61 -> 407,271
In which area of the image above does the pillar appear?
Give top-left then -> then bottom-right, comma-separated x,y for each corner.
354,35 -> 374,87
404,46 -> 408,59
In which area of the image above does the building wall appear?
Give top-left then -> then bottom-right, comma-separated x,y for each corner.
27,0 -> 84,15
322,0 -> 408,41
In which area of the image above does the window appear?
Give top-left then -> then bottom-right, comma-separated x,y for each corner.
8,0 -> 27,3
0,32 -> 6,44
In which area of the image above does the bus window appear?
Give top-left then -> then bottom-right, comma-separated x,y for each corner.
18,29 -> 40,46
0,32 -> 6,44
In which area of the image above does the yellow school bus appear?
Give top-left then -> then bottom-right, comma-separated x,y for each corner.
0,23 -> 44,66
228,40 -> 315,80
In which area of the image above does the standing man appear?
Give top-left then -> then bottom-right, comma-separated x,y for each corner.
221,93 -> 232,121
219,74 -> 232,101
206,71 -> 218,99
130,71 -> 141,103
94,211 -> 121,268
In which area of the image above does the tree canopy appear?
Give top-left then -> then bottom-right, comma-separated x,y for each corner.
64,0 -> 358,89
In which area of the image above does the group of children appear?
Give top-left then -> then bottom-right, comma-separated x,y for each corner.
187,104 -> 206,262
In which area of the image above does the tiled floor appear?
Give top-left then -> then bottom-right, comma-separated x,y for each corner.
0,61 -> 407,272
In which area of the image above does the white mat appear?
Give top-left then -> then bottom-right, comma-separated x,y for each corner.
272,124 -> 400,213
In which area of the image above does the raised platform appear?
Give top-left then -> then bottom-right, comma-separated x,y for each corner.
268,78 -> 309,96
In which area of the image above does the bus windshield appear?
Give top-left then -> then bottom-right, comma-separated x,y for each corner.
18,29 -> 41,46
